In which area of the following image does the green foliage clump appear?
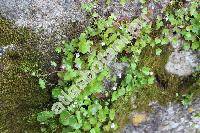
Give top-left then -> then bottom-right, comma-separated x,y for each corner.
37,3 -> 155,132
37,1 -> 200,132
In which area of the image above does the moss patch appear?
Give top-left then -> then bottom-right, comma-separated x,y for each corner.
0,18 -> 32,47
0,17 -> 51,132
113,45 -> 200,130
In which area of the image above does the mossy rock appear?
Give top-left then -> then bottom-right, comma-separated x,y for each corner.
0,18 -> 52,132
113,45 -> 200,130
0,18 -> 32,47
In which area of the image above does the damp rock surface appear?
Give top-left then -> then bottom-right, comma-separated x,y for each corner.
123,98 -> 200,133
0,0 -> 171,35
0,0 -> 85,35
165,51 -> 199,76
165,33 -> 200,77
0,0 -> 198,132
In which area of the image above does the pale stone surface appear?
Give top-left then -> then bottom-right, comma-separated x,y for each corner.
123,98 -> 200,133
0,0 -> 85,35
165,51 -> 199,76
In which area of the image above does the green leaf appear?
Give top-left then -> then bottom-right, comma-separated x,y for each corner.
79,40 -> 92,54
172,37 -> 178,44
156,20 -> 163,29
88,103 -> 102,115
75,111 -> 82,124
156,48 -> 162,55
142,67 -> 150,75
51,61 -> 57,67
103,124 -> 111,132
37,111 -> 54,122
86,27 -> 97,37
97,19 -> 106,32
80,107 -> 88,117
74,58 -> 83,69
88,51 -> 96,67
39,78 -> 46,90
52,88 -> 62,98
71,123 -> 82,130
120,0 -> 127,5
90,127 -> 101,133
118,87 -> 126,96
113,39 -> 126,52
81,3 -> 94,12
63,70 -> 77,81
109,109 -> 115,121
148,76 -> 155,84
60,111 -> 77,126
125,74 -> 132,84
89,117 -> 97,125
55,46 -> 62,53
191,41 -> 199,50
92,12 -> 99,18
64,42 -> 75,53
83,122 -> 91,131
78,33 -> 91,54
111,91 -> 118,101
139,0 -> 146,4
131,63 -> 137,71
161,38 -> 169,45
183,43 -> 190,50
162,29 -> 169,35
184,32 -> 192,40
83,98 -> 91,106
31,72 -> 36,76
98,109 -> 107,122
142,7 -> 148,14
168,14 -> 177,25
155,37 -> 161,44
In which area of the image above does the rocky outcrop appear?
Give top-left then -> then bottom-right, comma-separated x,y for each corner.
165,51 -> 199,76
123,98 -> 200,133
0,0 -> 85,35
165,34 -> 199,76
0,0 -> 199,132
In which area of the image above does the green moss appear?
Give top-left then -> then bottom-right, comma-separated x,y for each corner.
0,18 -> 32,47
136,45 -> 199,110
135,45 -> 177,111
113,45 -> 200,129
0,18 -> 51,132
112,95 -> 133,130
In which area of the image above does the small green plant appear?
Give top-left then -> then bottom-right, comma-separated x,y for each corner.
193,112 -> 200,118
81,3 -> 94,12
181,93 -> 193,107
39,78 -> 46,90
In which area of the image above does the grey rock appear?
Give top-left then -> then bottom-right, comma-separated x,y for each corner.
0,0 -> 85,35
0,0 -> 172,36
123,124 -> 142,133
165,27 -> 199,77
165,51 -> 199,76
0,48 -> 4,56
109,62 -> 129,78
0,0 -> 139,36
123,97 -> 200,133
0,44 -> 16,58
0,0 -> 146,56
